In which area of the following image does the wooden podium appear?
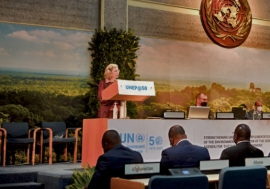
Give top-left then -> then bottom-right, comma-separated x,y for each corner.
101,79 -> 155,101
102,79 -> 156,118
81,80 -> 155,167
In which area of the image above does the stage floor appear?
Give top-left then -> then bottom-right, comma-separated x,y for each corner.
0,162 -> 83,189
0,161 -> 82,173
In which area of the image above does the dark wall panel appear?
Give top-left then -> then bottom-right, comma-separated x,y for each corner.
150,0 -> 201,9
104,0 -> 127,30
129,7 -> 211,43
150,0 -> 270,20
129,6 -> 270,49
0,0 -> 99,30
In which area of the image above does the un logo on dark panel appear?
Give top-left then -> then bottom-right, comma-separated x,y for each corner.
136,134 -> 145,142
200,0 -> 252,48
155,136 -> 163,145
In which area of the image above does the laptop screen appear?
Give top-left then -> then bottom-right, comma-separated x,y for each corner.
169,167 -> 203,176
231,107 -> 246,119
188,106 -> 210,119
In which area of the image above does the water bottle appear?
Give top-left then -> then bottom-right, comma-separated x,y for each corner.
120,101 -> 125,119
113,102 -> 118,119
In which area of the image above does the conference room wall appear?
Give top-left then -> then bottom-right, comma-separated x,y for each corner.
1,1 -> 269,48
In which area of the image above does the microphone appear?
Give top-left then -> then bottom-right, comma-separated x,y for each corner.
167,103 -> 172,110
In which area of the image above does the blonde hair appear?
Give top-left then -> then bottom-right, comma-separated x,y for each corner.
104,64 -> 119,80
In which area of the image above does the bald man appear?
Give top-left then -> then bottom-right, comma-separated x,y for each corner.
220,124 -> 264,166
88,130 -> 143,189
247,101 -> 264,120
160,125 -> 210,174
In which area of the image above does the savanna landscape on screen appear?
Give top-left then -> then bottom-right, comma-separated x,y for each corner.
1,22 -> 270,123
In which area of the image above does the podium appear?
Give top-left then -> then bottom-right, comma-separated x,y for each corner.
82,80 -> 155,167
102,79 -> 156,118
102,79 -> 155,101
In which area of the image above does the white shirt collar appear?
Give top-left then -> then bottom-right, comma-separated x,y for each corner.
237,140 -> 250,144
176,139 -> 188,145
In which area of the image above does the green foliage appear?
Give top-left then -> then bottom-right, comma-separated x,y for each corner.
65,164 -> 95,189
0,74 -> 89,97
87,28 -> 140,118
0,89 -> 89,127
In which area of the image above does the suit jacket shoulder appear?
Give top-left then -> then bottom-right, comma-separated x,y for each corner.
161,140 -> 210,174
88,144 -> 143,189
220,142 -> 264,166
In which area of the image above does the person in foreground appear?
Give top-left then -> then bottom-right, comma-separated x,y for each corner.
88,130 -> 143,189
97,64 -> 120,118
247,101 -> 264,120
220,124 -> 264,166
160,125 -> 210,174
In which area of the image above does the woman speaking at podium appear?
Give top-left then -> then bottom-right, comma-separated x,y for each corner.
97,64 -> 120,118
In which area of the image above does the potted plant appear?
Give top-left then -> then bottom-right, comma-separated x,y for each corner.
65,164 -> 95,189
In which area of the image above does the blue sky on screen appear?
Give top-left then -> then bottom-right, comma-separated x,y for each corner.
0,22 -> 92,76
137,37 -> 270,91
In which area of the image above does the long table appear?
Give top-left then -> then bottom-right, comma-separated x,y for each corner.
82,119 -> 270,167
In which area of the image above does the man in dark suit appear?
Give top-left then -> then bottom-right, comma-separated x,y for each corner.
160,125 -> 210,174
88,130 -> 143,189
220,124 -> 264,166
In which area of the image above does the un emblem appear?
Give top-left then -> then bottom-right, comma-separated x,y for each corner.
200,0 -> 252,48
155,136 -> 163,145
136,134 -> 145,142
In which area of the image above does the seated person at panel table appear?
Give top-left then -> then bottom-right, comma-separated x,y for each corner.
193,92 -> 214,119
247,101 -> 264,120
195,93 -> 208,107
88,130 -> 143,189
160,125 -> 210,175
220,124 -> 264,166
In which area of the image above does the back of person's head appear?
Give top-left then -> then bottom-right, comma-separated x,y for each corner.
239,103 -> 247,108
168,125 -> 187,146
104,64 -> 119,79
234,124 -> 251,142
102,130 -> 121,153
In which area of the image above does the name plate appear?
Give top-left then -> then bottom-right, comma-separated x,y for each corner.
216,112 -> 234,119
163,112 -> 185,119
124,163 -> 160,175
262,113 -> 270,120
200,159 -> 229,171
245,157 -> 270,166
117,79 -> 155,96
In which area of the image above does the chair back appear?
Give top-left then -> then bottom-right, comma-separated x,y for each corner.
111,177 -> 144,189
218,165 -> 267,189
148,175 -> 208,189
2,122 -> 29,138
41,122 -> 66,138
